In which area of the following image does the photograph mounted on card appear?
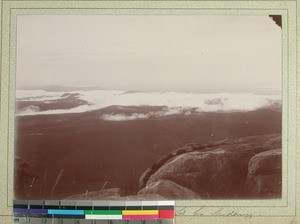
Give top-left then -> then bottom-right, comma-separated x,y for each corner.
0,1 -> 298,224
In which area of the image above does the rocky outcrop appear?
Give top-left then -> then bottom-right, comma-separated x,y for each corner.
138,180 -> 201,199
139,134 -> 281,199
65,134 -> 281,200
121,194 -> 165,200
245,148 -> 281,197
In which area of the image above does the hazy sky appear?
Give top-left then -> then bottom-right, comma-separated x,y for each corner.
17,15 -> 281,93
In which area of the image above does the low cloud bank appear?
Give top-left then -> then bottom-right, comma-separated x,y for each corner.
16,90 -> 281,117
102,113 -> 149,121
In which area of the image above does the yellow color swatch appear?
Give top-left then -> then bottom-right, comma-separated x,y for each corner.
122,210 -> 159,215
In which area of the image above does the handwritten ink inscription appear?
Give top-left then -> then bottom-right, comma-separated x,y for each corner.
176,206 -> 254,220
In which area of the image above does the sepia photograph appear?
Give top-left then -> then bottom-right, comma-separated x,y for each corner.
14,15 -> 282,200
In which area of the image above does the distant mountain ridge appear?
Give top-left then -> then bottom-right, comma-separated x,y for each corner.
17,85 -> 281,95
17,85 -> 107,92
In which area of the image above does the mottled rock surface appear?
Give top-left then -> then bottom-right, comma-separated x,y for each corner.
245,148 -> 282,197
66,134 -> 281,200
138,179 -> 201,199
139,134 -> 281,199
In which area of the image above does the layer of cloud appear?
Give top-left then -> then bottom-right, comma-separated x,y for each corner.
16,90 -> 281,117
101,113 -> 148,121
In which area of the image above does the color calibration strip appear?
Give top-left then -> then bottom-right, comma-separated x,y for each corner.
13,200 -> 175,223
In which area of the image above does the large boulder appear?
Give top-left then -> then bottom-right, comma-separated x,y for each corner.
139,134 -> 281,199
244,148 -> 282,197
121,194 -> 165,200
138,180 -> 200,199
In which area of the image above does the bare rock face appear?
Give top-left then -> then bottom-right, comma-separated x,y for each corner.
245,148 -> 282,197
66,134 -> 281,200
138,179 -> 201,199
139,134 -> 281,199
121,194 -> 165,200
